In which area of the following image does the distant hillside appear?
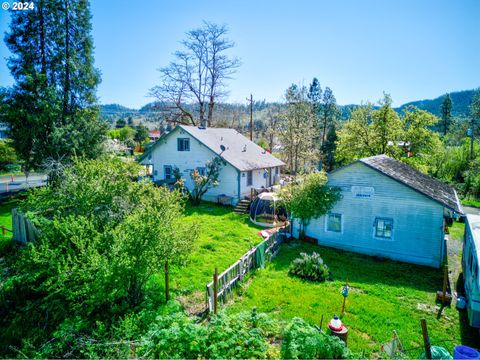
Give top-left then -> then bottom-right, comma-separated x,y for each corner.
397,89 -> 475,117
100,89 -> 478,126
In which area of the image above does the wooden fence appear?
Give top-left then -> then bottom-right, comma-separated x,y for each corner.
206,225 -> 289,313
12,208 -> 39,244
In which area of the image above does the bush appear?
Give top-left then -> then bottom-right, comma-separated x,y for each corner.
288,252 -> 331,282
281,317 -> 352,359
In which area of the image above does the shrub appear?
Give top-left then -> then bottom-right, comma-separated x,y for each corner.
288,252 -> 331,282
281,317 -> 352,359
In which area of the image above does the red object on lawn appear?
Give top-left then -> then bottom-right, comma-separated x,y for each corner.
328,315 -> 343,332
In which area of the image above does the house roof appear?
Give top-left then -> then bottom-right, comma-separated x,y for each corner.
358,154 -> 462,213
141,125 -> 285,171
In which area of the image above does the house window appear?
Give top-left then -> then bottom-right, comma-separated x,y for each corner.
326,213 -> 342,233
164,165 -> 173,180
197,167 -> 206,176
374,218 -> 393,239
247,170 -> 253,186
275,167 -> 279,175
177,138 -> 190,151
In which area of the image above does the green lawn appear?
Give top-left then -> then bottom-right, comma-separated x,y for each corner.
227,241 -> 479,357
462,198 -> 480,208
0,198 -> 18,246
149,203 -> 264,302
448,221 -> 465,241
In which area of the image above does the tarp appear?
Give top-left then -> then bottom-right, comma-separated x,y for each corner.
255,240 -> 268,269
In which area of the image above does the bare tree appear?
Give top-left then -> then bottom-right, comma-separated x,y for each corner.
265,104 -> 282,151
150,22 -> 240,127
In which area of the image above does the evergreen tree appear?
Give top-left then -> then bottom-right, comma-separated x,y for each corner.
3,0 -> 105,172
321,125 -> 337,171
319,87 -> 340,147
440,93 -> 453,136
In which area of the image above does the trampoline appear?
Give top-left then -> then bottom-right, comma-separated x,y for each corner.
249,192 -> 288,228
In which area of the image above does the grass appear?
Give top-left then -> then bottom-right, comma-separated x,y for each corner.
462,198 -> 480,208
227,240 -> 479,356
448,221 -> 465,241
0,198 -> 18,246
150,202 -> 264,298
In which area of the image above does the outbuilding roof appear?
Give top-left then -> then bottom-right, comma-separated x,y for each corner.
359,154 -> 463,213
141,125 -> 284,171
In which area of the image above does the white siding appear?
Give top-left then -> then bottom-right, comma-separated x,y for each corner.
298,162 -> 445,268
145,128 -> 240,204
238,166 -> 282,199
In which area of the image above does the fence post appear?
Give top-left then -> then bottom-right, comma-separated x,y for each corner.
214,267 -> 218,315
421,319 -> 432,359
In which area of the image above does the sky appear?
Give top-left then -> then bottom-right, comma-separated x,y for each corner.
1,0 -> 479,109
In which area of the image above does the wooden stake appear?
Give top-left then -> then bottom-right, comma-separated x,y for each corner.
341,277 -> 349,315
421,319 -> 432,359
442,265 -> 448,303
1,226 -> 5,236
319,314 -> 324,331
214,267 -> 218,314
165,259 -> 169,302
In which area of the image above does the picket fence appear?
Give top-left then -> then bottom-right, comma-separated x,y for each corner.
12,208 -> 39,244
206,224 -> 289,313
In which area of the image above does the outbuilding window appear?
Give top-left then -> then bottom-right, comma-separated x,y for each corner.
177,138 -> 190,151
164,165 -> 173,180
326,213 -> 342,233
247,171 -> 253,186
374,218 -> 393,239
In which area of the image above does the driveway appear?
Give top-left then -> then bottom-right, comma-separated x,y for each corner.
462,205 -> 480,216
0,174 -> 47,196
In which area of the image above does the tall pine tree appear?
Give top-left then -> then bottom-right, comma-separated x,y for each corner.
440,93 -> 453,136
3,0 -> 106,172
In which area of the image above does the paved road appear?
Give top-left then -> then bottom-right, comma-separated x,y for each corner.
0,174 -> 47,195
463,205 -> 480,216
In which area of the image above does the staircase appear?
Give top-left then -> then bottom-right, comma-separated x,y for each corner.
234,199 -> 251,214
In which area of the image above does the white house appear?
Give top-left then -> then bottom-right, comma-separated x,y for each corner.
295,155 -> 463,268
139,125 -> 284,205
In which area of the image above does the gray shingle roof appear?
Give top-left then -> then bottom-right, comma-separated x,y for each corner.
359,154 -> 462,213
177,125 -> 284,171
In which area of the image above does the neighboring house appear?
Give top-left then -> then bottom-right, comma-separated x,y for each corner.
0,123 -> 9,139
295,154 -> 462,268
149,129 -> 161,142
139,125 -> 284,205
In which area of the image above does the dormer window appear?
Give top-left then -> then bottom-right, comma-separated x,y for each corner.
177,138 -> 190,151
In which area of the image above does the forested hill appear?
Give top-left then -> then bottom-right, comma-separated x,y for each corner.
100,89 -> 477,123
397,89 -> 475,117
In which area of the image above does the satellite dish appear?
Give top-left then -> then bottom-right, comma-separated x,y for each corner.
220,144 -> 226,152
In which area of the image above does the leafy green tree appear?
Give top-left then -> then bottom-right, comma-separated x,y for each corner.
279,84 -> 319,174
440,93 -> 453,136
189,157 -> 224,205
3,0 -> 105,172
0,140 -> 18,171
116,118 -> 127,128
134,125 -> 150,144
336,95 -> 438,169
279,172 -> 340,239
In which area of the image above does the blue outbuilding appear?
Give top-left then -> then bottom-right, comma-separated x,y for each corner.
297,154 -> 463,268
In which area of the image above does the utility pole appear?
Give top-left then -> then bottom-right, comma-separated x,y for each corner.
247,94 -> 253,141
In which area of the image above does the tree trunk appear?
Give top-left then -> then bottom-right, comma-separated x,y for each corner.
207,96 -> 215,127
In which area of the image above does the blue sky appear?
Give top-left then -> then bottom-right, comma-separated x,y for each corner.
1,0 -> 479,109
